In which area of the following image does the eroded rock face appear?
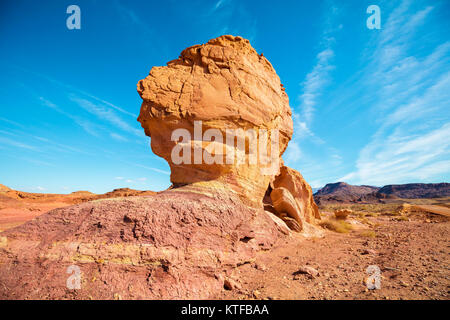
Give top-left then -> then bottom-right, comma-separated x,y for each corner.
137,35 -> 293,206
265,166 -> 321,235
270,187 -> 304,229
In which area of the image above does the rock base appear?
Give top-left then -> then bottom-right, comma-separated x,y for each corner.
0,188 -> 288,299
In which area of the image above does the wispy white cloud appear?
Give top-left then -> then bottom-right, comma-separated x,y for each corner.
40,93 -> 143,140
74,89 -> 137,118
113,0 -> 153,39
340,0 -> 450,185
16,65 -> 137,119
113,176 -> 148,184
33,135 -> 88,155
342,123 -> 450,185
299,1 -> 342,122
285,2 -> 340,168
23,158 -> 55,167
283,140 -> 301,163
133,163 -> 170,175
0,129 -> 17,137
39,97 -> 61,112
213,0 -> 228,11
299,48 -> 335,124
0,136 -> 38,151
39,96 -> 103,137
202,0 -> 257,43
0,117 -> 25,129
207,0 -> 232,16
69,95 -> 143,137
0,118 -> 93,157
72,117 -> 102,137
110,132 -> 129,142
32,66 -> 145,145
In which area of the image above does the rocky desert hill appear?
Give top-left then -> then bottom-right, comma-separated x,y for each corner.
314,182 -> 450,204
376,183 -> 450,199
0,185 -> 154,204
314,182 -> 379,204
0,35 -> 321,299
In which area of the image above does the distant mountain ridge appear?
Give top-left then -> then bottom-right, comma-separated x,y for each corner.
315,182 -> 378,196
314,182 -> 450,204
377,183 -> 450,199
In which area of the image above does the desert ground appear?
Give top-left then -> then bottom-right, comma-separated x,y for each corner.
1,185 -> 448,300
0,184 -> 155,233
218,199 -> 450,300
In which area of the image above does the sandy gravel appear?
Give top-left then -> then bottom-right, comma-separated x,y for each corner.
217,209 -> 449,300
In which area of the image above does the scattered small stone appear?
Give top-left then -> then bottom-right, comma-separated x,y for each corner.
224,278 -> 241,291
361,249 -> 377,255
334,209 -> 352,220
254,263 -> 267,271
400,281 -> 409,287
293,266 -> 319,279
253,290 -> 261,299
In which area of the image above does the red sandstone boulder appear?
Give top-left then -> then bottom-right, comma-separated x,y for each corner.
0,190 -> 287,299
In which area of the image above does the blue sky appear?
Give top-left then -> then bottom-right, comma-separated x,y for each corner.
0,0 -> 449,193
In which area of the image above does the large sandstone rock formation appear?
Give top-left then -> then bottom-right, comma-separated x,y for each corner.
0,35 -> 321,299
137,35 -> 293,206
